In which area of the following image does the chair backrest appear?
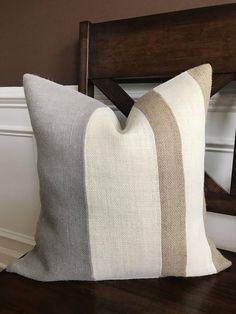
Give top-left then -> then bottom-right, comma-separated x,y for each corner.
78,4 -> 236,216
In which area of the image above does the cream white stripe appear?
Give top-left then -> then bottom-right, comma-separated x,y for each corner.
84,106 -> 162,280
154,72 -> 216,276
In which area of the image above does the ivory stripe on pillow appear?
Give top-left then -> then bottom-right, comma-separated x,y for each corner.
155,71 -> 216,276
84,106 -> 162,280
188,67 -> 231,274
136,91 -> 187,276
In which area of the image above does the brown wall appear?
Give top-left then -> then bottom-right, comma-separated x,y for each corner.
0,0 -> 234,86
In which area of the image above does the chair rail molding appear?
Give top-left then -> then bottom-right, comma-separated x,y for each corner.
0,82 -> 236,269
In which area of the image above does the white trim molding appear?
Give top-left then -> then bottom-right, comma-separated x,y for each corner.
0,262 -> 6,271
0,228 -> 34,270
0,246 -> 22,259
0,87 -> 26,108
206,137 -> 235,153
206,144 -> 234,153
0,227 -> 35,247
0,125 -> 33,137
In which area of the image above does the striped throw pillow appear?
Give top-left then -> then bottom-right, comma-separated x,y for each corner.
7,64 -> 231,281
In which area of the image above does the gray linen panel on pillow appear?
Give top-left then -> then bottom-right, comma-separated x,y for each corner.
7,76 -> 105,281
7,65 -> 231,281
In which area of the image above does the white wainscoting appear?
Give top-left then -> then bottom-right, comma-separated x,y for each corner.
0,82 -> 235,270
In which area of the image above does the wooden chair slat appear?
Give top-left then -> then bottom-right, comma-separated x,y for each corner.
89,4 -> 236,79
231,132 -> 236,196
92,79 -> 134,116
205,174 -> 236,215
212,73 -> 236,96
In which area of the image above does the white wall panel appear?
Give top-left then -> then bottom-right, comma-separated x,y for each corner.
0,135 -> 40,235
206,212 -> 236,252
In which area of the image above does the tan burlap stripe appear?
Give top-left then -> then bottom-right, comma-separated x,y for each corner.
203,198 -> 232,272
188,64 -> 212,114
135,91 -> 187,276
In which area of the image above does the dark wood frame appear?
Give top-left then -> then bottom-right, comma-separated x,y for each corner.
78,3 -> 236,216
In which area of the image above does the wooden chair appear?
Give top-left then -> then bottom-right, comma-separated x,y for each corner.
0,4 -> 235,313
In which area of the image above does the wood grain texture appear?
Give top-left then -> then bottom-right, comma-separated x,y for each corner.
205,174 -> 236,216
0,250 -> 235,314
89,4 -> 236,80
212,74 -> 236,96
